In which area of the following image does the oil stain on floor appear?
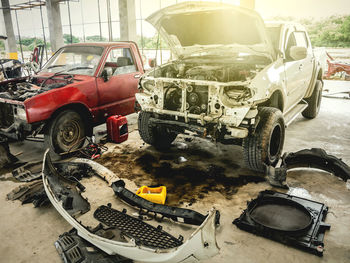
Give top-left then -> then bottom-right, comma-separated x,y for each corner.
97,142 -> 265,206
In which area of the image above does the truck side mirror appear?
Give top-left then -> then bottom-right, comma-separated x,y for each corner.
101,68 -> 113,82
149,58 -> 156,68
289,46 -> 307,61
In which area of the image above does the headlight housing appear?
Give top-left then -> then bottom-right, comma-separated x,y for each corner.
141,79 -> 155,92
223,86 -> 252,101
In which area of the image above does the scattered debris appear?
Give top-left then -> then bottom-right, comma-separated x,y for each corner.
112,180 -> 210,226
174,142 -> 188,150
7,181 -> 48,207
55,229 -> 132,263
233,190 -> 331,256
177,156 -> 187,163
12,161 -> 42,182
43,152 -> 220,262
78,138 -> 108,160
7,160 -> 97,208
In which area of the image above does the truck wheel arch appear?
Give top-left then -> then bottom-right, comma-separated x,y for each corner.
260,90 -> 284,112
317,68 -> 323,82
46,103 -> 94,137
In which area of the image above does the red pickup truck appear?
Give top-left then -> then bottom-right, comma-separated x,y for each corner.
0,42 -> 144,153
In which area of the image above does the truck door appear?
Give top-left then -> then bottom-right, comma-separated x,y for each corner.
283,30 -> 302,110
293,31 -> 314,98
283,30 -> 311,111
96,47 -> 141,120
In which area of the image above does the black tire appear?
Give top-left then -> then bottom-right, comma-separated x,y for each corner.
44,110 -> 86,154
302,80 -> 323,119
138,111 -> 177,150
243,107 -> 285,172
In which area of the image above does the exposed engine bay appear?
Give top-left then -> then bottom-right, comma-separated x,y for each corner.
153,62 -> 260,82
0,75 -> 72,132
0,59 -> 22,80
0,75 -> 72,102
142,61 -> 263,115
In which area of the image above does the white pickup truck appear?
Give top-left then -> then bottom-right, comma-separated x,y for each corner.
136,2 -> 323,171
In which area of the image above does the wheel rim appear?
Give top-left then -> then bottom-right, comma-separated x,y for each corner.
58,120 -> 82,149
269,123 -> 282,162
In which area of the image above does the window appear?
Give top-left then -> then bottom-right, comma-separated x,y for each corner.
105,48 -> 137,76
293,32 -> 308,48
285,33 -> 296,60
42,46 -> 104,76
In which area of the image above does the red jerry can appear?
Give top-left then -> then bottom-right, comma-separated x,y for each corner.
106,115 -> 128,143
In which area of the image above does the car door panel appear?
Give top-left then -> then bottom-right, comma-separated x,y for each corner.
283,30 -> 311,111
96,47 -> 140,120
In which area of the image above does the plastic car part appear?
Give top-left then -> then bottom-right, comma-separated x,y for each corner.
7,180 -> 49,207
233,190 -> 330,256
135,185 -> 167,205
94,205 -> 183,249
42,150 -> 220,263
112,180 -> 209,226
45,152 -> 90,216
12,161 -> 42,182
283,148 -> 350,182
55,229 -> 132,263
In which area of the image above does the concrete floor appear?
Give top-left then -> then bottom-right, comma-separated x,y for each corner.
0,80 -> 349,263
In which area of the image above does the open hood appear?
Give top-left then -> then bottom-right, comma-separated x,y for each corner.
146,2 -> 275,60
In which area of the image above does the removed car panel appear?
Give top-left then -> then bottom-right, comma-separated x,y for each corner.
42,151 -> 219,263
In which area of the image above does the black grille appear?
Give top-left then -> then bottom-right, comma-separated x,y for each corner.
94,205 -> 183,249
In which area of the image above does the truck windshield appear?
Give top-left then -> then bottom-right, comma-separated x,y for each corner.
41,46 -> 104,76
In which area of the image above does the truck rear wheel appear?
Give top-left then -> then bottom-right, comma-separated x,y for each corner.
243,107 -> 285,172
45,110 -> 86,154
138,111 -> 177,150
302,80 -> 323,119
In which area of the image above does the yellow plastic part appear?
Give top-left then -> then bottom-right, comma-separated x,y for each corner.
8,52 -> 18,60
136,186 -> 167,205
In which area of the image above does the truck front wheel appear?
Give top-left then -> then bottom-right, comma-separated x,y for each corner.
243,107 -> 285,172
138,111 -> 177,150
45,110 -> 86,154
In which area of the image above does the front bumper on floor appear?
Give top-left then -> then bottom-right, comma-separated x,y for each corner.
42,150 -> 220,263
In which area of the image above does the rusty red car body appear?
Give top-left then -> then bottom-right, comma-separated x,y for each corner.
0,42 -> 144,153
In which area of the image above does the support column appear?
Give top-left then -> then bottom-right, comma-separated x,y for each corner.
119,0 -> 136,42
240,0 -> 255,9
46,0 -> 64,52
1,0 -> 17,59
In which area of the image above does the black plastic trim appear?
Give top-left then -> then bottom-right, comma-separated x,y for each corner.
283,148 -> 350,181
111,180 -> 209,226
233,190 -> 331,256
